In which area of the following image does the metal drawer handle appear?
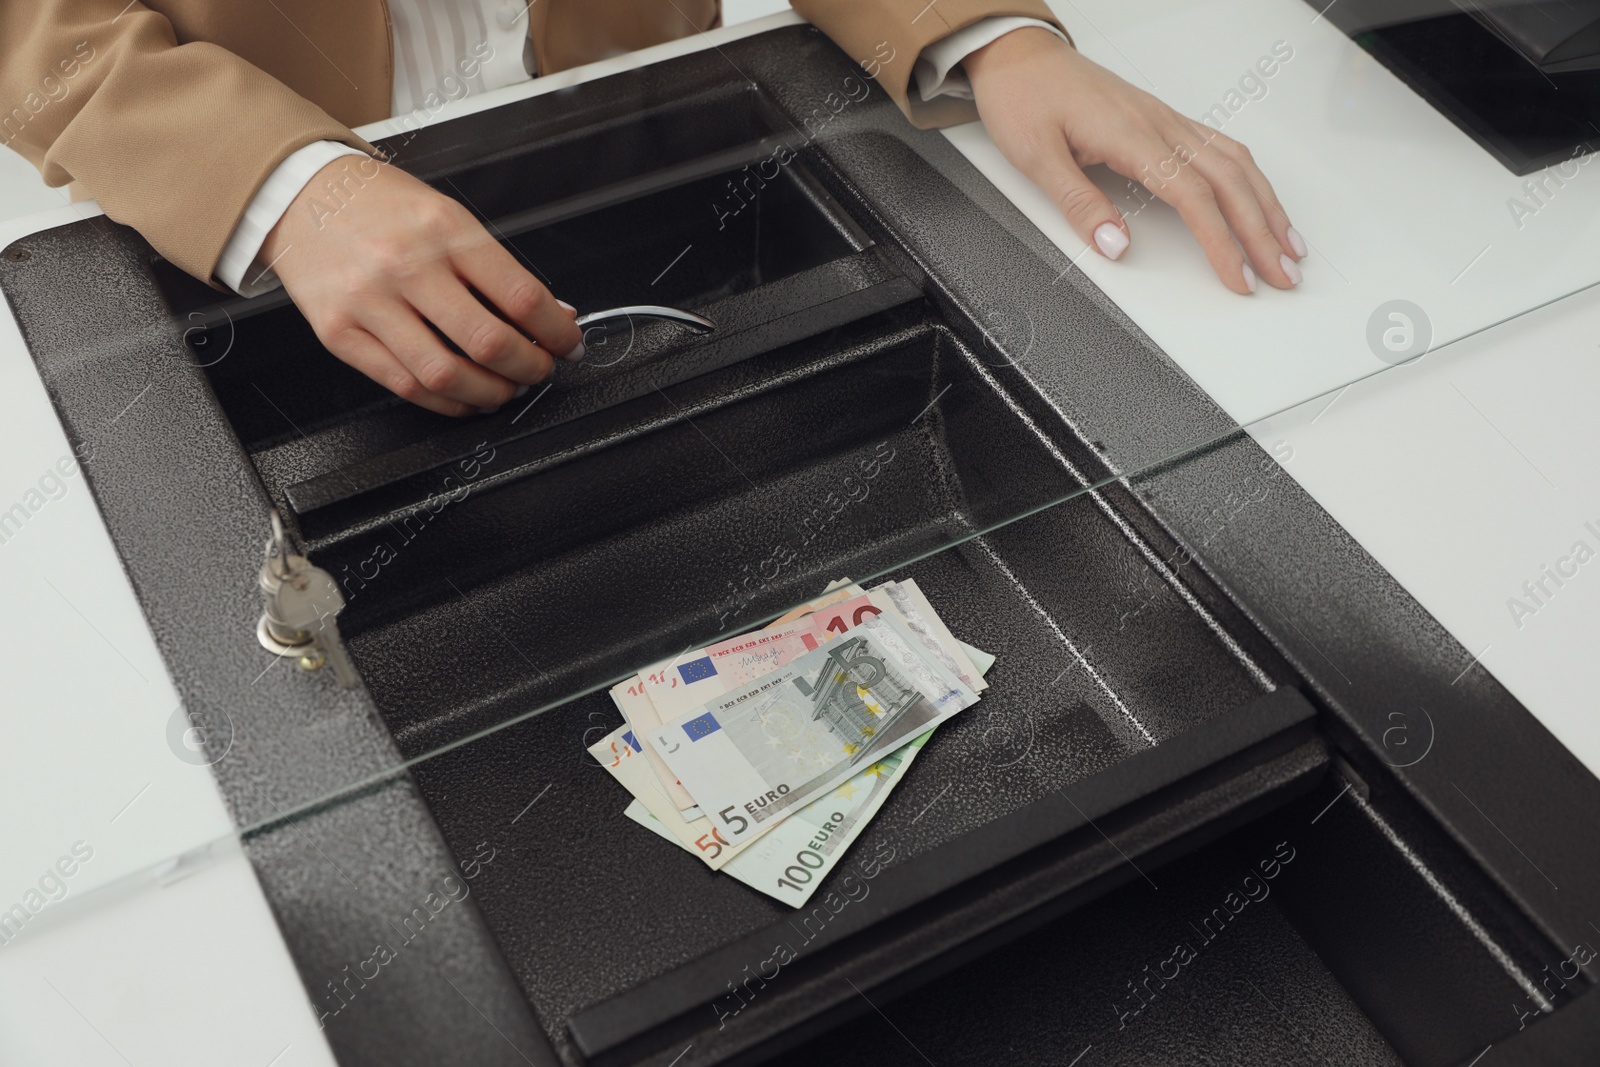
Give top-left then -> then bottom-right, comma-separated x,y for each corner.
573,305 -> 716,333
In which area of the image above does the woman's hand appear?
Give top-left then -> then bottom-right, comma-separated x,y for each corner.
261,156 -> 584,416
963,27 -> 1305,294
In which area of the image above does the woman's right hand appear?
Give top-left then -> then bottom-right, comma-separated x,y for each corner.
964,28 -> 1304,295
261,155 -> 584,416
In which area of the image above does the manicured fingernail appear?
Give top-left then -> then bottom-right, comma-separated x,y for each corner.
561,340 -> 586,363
1287,226 -> 1308,258
1241,263 -> 1258,293
1279,253 -> 1302,287
557,299 -> 576,315
514,383 -> 530,398
1094,222 -> 1129,260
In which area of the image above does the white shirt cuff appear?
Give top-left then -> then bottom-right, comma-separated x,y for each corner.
913,16 -> 1068,103
217,140 -> 367,297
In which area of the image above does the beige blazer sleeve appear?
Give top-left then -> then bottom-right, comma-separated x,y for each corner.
0,1 -> 377,286
791,0 -> 1071,128
1,0 -> 1063,287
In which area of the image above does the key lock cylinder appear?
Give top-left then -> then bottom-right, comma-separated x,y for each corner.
256,510 -> 361,687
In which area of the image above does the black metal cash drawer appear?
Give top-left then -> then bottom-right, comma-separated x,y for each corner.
6,23 -> 1593,1067
167,64 -> 1335,1064
146,38 -> 1333,1064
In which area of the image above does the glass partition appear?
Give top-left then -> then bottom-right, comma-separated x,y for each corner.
5,0 -> 1598,1002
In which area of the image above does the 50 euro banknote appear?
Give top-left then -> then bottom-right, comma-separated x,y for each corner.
624,729 -> 931,907
645,613 -> 977,847
590,723 -> 756,870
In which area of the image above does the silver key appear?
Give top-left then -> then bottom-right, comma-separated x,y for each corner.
271,564 -> 360,688
307,615 -> 361,689
257,512 -> 361,688
266,558 -> 343,634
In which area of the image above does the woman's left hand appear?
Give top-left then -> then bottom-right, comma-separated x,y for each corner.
963,27 -> 1305,295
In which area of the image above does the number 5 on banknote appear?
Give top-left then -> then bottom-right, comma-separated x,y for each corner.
647,615 -> 977,844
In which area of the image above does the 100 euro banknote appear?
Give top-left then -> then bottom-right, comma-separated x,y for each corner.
645,613 -> 977,846
624,729 -> 930,906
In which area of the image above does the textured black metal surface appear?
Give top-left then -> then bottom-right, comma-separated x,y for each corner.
563,690 -> 1319,1066
262,151 -> 910,525
332,310 -> 1273,758
278,248 -> 916,532
3,18 -> 1593,1067
1480,984 -> 1600,1066
1127,438 -> 1600,1054
763,771 -> 1583,1067
1271,777 -> 1546,1065
244,779 -> 559,1067
763,793 -> 1408,1067
399,522 -> 1292,1064
0,220 -> 559,1065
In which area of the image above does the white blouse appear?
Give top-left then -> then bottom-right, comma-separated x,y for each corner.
217,6 -> 1062,295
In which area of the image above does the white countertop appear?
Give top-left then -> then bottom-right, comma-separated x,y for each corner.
945,0 -> 1600,770
0,0 -> 1594,1059
0,840 -> 334,1067
953,0 -> 1600,426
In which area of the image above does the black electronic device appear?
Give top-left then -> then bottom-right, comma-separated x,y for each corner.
1312,0 -> 1600,172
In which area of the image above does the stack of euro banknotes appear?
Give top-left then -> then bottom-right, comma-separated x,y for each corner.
589,578 -> 993,908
